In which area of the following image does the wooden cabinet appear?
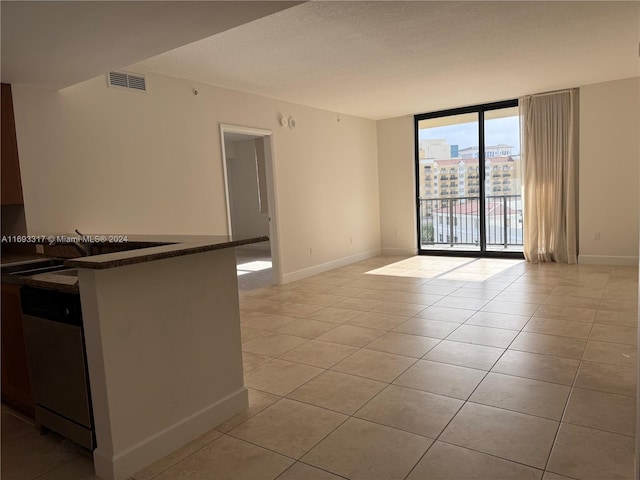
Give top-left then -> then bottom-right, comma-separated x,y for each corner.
1,84 -> 24,205
1,283 -> 34,416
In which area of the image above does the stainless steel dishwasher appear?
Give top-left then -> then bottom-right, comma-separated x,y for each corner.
20,286 -> 95,449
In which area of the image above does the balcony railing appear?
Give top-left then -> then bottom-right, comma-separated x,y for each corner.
419,195 -> 523,249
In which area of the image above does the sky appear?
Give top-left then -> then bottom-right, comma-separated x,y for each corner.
418,115 -> 520,155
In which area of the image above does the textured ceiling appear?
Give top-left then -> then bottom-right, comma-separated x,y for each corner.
132,1 -> 640,119
0,1 -> 302,89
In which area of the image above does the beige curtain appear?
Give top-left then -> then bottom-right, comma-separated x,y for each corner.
521,89 -> 578,264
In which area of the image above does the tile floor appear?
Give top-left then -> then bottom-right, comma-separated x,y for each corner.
2,256 -> 637,479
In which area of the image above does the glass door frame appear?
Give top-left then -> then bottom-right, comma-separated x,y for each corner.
414,99 -> 524,259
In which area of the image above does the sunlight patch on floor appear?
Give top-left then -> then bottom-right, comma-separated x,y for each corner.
237,260 -> 272,273
365,256 -> 476,279
439,258 -> 526,281
365,257 -> 526,282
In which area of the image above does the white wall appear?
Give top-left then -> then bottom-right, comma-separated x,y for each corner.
224,138 -> 269,238
79,249 -> 246,480
377,115 -> 417,256
12,73 -> 380,278
377,77 -> 640,265
578,77 -> 640,265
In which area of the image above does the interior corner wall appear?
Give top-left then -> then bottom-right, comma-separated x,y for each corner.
376,115 -> 417,256
11,73 -> 380,278
377,77 -> 640,265
578,76 -> 640,265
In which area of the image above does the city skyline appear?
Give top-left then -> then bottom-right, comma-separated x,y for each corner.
418,115 -> 521,156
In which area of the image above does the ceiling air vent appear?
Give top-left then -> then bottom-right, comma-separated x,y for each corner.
107,71 -> 147,93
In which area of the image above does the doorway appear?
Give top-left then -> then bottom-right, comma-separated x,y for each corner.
220,124 -> 281,289
414,100 -> 524,258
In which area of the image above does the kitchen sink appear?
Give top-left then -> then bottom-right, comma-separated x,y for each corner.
8,265 -> 70,276
1,259 -> 66,276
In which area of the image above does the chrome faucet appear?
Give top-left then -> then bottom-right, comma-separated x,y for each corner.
73,229 -> 92,257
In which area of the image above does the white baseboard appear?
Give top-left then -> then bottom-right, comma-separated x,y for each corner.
93,388 -> 248,480
282,248 -> 382,284
578,255 -> 639,266
381,248 -> 418,256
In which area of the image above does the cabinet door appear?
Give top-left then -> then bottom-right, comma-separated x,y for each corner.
1,284 -> 34,416
1,84 -> 24,205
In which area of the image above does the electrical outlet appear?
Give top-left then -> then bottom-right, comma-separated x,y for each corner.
593,232 -> 600,241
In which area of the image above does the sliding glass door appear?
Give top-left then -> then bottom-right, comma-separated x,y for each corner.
416,112 -> 481,251
415,100 -> 523,257
483,106 -> 523,252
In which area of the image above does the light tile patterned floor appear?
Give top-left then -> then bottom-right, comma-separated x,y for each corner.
2,256 -> 637,479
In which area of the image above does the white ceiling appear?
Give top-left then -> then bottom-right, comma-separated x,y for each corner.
131,0 -> 640,119
2,1 -> 638,119
0,1 -> 302,89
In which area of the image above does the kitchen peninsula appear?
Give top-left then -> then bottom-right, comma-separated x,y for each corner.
6,234 -> 268,480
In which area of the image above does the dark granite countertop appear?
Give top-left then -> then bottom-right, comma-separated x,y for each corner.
1,259 -> 78,293
1,271 -> 80,294
0,252 -> 48,265
63,234 -> 269,270
1,234 -> 268,292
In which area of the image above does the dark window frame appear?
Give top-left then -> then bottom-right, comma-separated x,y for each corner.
414,99 -> 524,259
